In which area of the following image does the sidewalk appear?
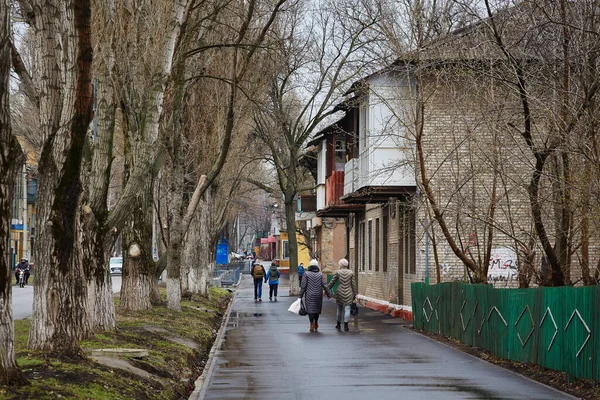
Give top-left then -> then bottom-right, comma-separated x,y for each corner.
200,274 -> 574,400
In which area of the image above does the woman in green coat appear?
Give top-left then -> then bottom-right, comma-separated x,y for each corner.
328,258 -> 357,331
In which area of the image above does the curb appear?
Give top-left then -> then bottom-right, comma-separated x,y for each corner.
358,299 -> 413,322
188,281 -> 239,400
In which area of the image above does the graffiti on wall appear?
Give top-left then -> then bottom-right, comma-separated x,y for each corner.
488,247 -> 518,282
438,247 -> 518,284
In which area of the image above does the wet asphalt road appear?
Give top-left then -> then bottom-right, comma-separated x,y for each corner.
202,275 -> 574,400
12,275 -> 122,320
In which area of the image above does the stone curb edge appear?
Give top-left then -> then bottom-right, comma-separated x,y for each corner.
357,299 -> 413,321
188,276 -> 240,400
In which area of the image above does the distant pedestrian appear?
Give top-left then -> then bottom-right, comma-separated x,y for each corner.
299,259 -> 331,332
251,261 -> 266,302
328,258 -> 357,332
265,263 -> 281,301
298,263 -> 305,285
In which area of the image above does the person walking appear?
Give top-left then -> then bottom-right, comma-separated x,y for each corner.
299,259 -> 331,332
328,258 -> 357,332
265,263 -> 281,301
297,263 -> 305,285
251,261 -> 266,302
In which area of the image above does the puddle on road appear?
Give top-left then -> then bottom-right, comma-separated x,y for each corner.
226,312 -> 263,329
230,312 -> 263,318
219,360 -> 250,369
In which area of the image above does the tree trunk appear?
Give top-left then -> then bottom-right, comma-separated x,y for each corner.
29,0 -> 94,355
164,60 -> 187,311
182,210 -> 210,296
285,191 -> 300,295
529,156 -> 564,286
0,0 -> 26,381
120,201 -> 155,311
81,53 -> 117,331
414,101 -> 481,281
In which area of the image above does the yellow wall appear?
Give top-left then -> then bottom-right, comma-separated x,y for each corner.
278,231 -> 310,269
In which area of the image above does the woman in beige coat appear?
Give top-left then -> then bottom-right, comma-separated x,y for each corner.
328,258 -> 357,331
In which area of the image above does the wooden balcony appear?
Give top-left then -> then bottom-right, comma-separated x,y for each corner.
325,171 -> 344,206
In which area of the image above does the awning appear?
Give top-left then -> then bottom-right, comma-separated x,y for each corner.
267,235 -> 277,243
341,186 -> 417,204
316,203 -> 365,217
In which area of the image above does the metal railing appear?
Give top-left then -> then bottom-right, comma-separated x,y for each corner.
212,266 -> 241,287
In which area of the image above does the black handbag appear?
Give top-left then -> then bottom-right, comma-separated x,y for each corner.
350,302 -> 359,316
299,300 -> 307,316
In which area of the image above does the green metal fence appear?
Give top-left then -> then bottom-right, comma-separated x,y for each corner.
411,282 -> 600,381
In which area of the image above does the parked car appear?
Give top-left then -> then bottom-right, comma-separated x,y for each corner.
109,257 -> 122,275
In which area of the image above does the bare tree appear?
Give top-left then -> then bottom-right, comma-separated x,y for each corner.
0,0 -> 26,383
159,0 -> 288,310
476,0 -> 600,286
12,0 -> 94,354
253,0 -> 385,294
377,0 -> 600,287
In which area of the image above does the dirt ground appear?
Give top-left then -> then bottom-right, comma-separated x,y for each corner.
413,329 -> 600,400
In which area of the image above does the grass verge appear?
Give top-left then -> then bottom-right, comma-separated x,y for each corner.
1,286 -> 232,400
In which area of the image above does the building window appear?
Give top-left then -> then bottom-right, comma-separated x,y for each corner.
282,240 -> 289,259
360,221 -> 365,272
375,218 -> 380,272
401,207 -> 416,274
368,219 -> 372,271
335,139 -> 346,171
359,101 -> 368,152
382,214 -> 388,273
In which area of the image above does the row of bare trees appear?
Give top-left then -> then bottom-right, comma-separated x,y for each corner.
1,0 -> 288,384
380,0 -> 600,287
3,0 -> 598,386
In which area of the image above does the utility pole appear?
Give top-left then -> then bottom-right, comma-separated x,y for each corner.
21,165 -> 28,261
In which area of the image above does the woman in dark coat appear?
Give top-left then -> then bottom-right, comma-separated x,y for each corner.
299,259 -> 331,332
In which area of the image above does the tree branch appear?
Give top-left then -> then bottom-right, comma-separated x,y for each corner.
10,40 -> 39,108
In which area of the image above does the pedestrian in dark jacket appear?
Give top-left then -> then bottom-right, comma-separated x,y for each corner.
328,258 -> 357,331
299,259 -> 331,332
251,261 -> 266,302
265,264 -> 280,301
15,258 -> 30,285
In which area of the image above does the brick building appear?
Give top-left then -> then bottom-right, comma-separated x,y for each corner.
310,3 -> 600,306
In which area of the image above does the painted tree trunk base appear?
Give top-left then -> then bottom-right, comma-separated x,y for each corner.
184,267 -> 210,297
288,274 -> 299,296
166,277 -> 182,311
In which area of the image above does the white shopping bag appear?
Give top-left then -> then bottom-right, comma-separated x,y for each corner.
288,298 -> 302,314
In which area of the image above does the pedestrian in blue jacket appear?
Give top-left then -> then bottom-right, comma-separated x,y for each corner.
298,263 -> 305,285
265,264 -> 281,301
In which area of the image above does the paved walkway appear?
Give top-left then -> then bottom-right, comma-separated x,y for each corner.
201,274 -> 574,400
